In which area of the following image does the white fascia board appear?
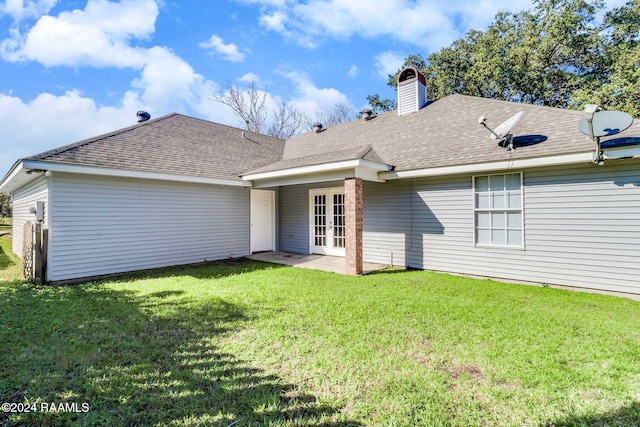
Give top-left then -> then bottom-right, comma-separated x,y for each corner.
21,160 -> 248,187
0,161 -> 24,192
249,170 -> 354,188
380,152 -> 595,179
0,161 -> 44,193
242,159 -> 391,182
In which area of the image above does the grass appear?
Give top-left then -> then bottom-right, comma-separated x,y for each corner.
1,249 -> 640,425
0,234 -> 21,281
0,217 -> 11,227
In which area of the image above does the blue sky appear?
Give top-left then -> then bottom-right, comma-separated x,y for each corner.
0,0 -> 627,175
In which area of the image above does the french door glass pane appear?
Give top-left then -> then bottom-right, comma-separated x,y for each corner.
314,195 -> 326,246
333,193 -> 345,248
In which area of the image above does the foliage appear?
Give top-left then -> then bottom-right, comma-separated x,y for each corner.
2,258 -> 640,426
424,0 -> 605,107
365,54 -> 426,113
370,0 -> 640,116
0,193 -> 11,219
365,93 -> 396,114
572,0 -> 640,115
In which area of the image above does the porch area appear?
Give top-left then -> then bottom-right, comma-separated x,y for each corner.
247,251 -> 389,275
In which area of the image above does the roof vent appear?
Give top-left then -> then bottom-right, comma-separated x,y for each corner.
397,67 -> 427,116
361,109 -> 373,121
137,111 -> 151,122
313,122 -> 323,133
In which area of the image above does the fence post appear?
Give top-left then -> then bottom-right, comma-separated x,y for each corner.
22,222 -> 34,282
22,221 -> 47,284
34,222 -> 42,284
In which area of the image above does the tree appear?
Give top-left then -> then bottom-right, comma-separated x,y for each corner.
423,0 -> 605,107
367,0 -> 640,114
365,94 -> 396,114
309,102 -> 356,129
572,0 -> 640,116
365,54 -> 426,113
213,80 -> 308,139
266,98 -> 309,139
214,80 -> 359,136
0,193 -> 11,221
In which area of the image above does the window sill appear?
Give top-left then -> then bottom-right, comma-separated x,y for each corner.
474,244 -> 525,251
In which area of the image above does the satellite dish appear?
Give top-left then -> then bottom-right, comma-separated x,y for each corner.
578,110 -> 633,138
479,111 -> 523,151
490,111 -> 523,140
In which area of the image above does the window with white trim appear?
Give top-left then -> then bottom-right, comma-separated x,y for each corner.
474,173 -> 523,247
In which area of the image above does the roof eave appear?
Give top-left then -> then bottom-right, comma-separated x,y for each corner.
0,160 -> 47,193
3,160 -> 249,189
381,145 -> 640,180
243,159 -> 393,188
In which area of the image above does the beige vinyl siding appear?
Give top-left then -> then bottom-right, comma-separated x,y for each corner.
11,175 -> 48,257
48,173 -> 249,282
362,160 -> 640,294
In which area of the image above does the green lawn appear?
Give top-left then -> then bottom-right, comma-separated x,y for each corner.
0,234 -> 21,281
1,251 -> 640,426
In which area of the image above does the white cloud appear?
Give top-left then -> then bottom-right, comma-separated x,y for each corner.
347,65 -> 358,78
242,0 -> 535,52
0,79 -> 238,175
239,72 -> 260,83
0,0 -> 228,118
1,0 -> 158,67
0,0 -> 240,174
0,90 -> 136,173
285,71 -> 350,116
259,10 -> 288,33
374,51 -> 406,80
199,34 -> 246,63
0,0 -> 57,22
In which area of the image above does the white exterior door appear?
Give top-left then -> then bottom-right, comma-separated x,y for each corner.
309,188 -> 345,256
251,189 -> 275,253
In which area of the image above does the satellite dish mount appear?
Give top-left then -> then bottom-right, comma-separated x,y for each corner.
479,111 -> 523,151
577,104 -> 634,165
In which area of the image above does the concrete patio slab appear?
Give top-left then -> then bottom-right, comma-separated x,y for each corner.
247,251 -> 388,275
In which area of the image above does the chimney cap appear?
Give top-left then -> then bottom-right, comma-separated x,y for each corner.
397,67 -> 426,86
313,122 -> 323,133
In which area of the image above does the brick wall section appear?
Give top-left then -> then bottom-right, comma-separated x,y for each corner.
345,178 -> 363,275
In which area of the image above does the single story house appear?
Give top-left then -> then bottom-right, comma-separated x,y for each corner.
2,68 -> 639,295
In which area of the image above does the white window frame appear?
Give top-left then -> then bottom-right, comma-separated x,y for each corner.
473,172 -> 524,248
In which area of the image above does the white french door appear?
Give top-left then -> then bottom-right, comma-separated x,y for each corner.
309,188 -> 345,256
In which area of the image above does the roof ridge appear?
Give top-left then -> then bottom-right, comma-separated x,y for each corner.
442,93 -> 584,115
28,113 -> 180,160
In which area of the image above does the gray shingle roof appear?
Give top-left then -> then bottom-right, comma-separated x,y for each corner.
18,96 -> 640,184
27,113 -> 285,182
283,94 -> 640,172
244,144 -> 386,175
